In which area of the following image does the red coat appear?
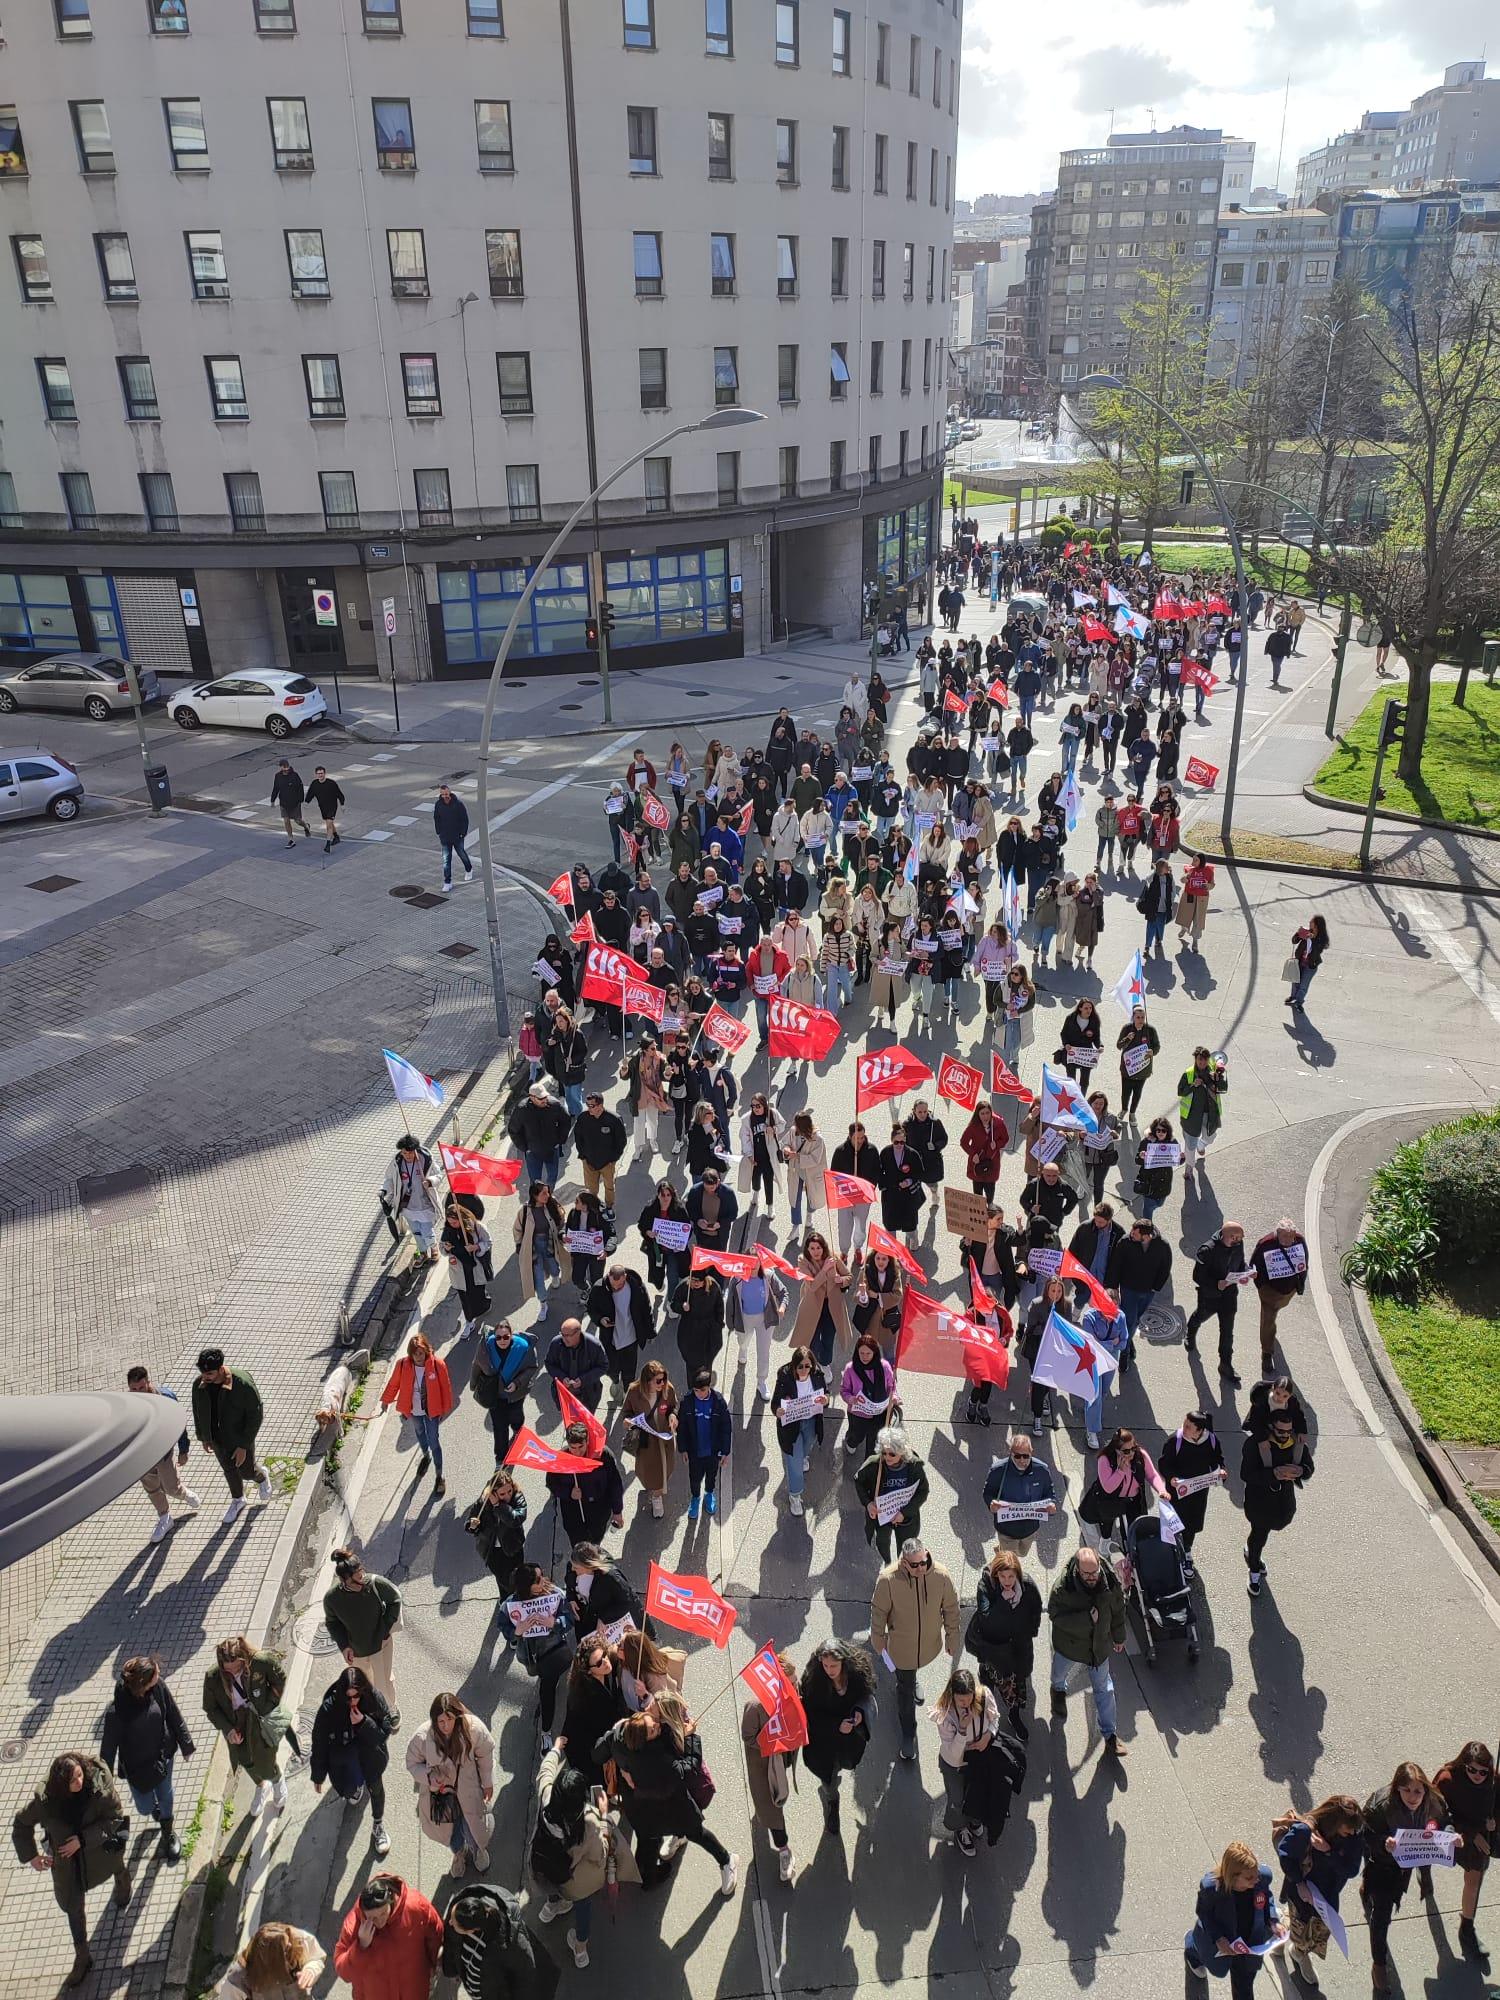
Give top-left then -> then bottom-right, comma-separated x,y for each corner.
960,1111 -> 1007,1183
333,1882 -> 442,2000
379,1353 -> 454,1420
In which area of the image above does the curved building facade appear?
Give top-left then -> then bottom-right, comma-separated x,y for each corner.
0,0 -> 959,681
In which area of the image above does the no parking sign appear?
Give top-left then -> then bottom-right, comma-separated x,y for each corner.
312,588 -> 337,627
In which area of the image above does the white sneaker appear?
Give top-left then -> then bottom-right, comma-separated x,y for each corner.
249,1781 -> 271,1816
271,1778 -> 287,1812
566,1930 -> 589,1969
1086,1430 -> 1101,1450
441,881 -> 453,895
538,1897 -> 570,1925
257,1473 -> 273,1503
221,1497 -> 245,1526
181,1489 -> 201,1511
788,1493 -> 804,1516
756,1380 -> 771,1401
372,1821 -> 390,1857
720,1853 -> 740,1897
777,1844 -> 795,1883
463,869 -> 475,883
150,1515 -> 173,1544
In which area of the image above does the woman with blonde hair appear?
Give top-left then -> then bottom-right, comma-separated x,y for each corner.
620,1356 -> 678,1519
202,1636 -> 291,1818
405,1692 -> 495,1878
219,1923 -> 324,2000
594,1693 -> 738,1897
793,1229 -> 852,1375
616,1628 -> 686,1712
966,1544 -> 1043,1738
1183,1840 -> 1285,1992
931,1666 -> 1001,1856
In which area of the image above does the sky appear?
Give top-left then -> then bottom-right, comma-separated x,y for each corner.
957,0 -> 1494,201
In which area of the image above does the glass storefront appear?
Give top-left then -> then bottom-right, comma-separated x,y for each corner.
438,543 -> 729,667
603,545 -> 728,646
870,499 -> 933,589
0,571 -> 124,652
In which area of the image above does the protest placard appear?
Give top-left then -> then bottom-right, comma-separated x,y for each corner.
943,1186 -> 992,1239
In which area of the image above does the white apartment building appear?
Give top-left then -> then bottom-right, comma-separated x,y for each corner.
0,0 -> 959,681
1391,61 -> 1500,191
1293,111 -> 1401,207
1207,205 -> 1337,387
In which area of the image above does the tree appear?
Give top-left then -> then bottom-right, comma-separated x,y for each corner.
1338,273 -> 1500,785
1278,273 -> 1389,532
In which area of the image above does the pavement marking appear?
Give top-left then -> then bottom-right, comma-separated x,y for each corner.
488,726 -> 638,831
372,752 -> 397,762
388,814 -> 417,827
1397,889 -> 1500,1029
226,807 -> 256,821
363,829 -> 394,841
752,1895 -> 785,2000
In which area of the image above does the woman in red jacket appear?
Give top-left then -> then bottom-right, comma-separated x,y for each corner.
379,1334 -> 455,1498
333,1873 -> 442,2000
960,1101 -> 1009,1204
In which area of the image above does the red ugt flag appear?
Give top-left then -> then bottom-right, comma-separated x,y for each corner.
767,996 -> 842,1063
580,941 -> 652,1004
986,678 -> 1011,708
703,1001 -> 751,1054
554,1380 -> 607,1459
646,1561 -> 738,1648
740,1644 -> 810,1755
936,1051 -> 983,1113
546,871 -> 575,908
505,1425 -> 601,1477
824,1168 -> 877,1210
898,1286 -> 1010,1388
855,1044 -> 933,1111
569,909 -> 597,946
439,1143 -> 523,1196
990,1051 -> 1036,1104
943,687 -> 969,717
691,1245 -> 761,1282
866,1221 -> 927,1282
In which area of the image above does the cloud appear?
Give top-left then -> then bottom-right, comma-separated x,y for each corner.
1070,46 -> 1198,117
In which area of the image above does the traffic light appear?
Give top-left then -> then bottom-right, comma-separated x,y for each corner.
1379,699 -> 1407,750
584,617 -> 600,650
601,603 -> 616,637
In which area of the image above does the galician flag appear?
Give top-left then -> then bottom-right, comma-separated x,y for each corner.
1105,583 -> 1130,608
1059,772 -> 1082,834
1110,948 -> 1146,1017
384,1049 -> 445,1108
1114,606 -> 1150,641
1029,1307 -> 1119,1402
1003,870 -> 1023,937
1040,1062 -> 1099,1133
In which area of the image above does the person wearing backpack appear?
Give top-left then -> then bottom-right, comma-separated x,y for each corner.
99,1657 -> 196,1863
530,1742 -> 640,1970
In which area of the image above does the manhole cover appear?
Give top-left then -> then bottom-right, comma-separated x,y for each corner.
26,875 -> 79,893
775,675 -> 793,682
390,884 -> 425,898
558,703 -> 582,712
501,682 -> 529,691
1,1739 -> 26,1762
686,690 -> 711,698
440,942 -> 478,959
173,797 -> 230,814
446,770 -> 472,782
406,891 -> 447,910
77,1166 -> 159,1229
1139,1302 -> 1186,1344
291,1609 -> 340,1656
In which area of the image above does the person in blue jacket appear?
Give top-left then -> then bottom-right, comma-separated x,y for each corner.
1184,1841 -> 1286,1995
1275,1795 -> 1364,1991
681,1367 -> 732,1522
981,1431 -> 1059,1560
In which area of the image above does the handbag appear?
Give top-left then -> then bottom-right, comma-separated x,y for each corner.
1279,955 -> 1299,983
1078,1478 -> 1116,1528
100,1816 -> 131,1853
683,1756 -> 716,1811
428,1787 -> 460,1826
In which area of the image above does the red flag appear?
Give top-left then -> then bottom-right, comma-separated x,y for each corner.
756,1241 -> 798,1280
640,792 -> 671,832
646,1561 -> 737,1647
1180,660 -> 1219,696
936,1052 -> 983,1113
505,1425 -> 601,1477
580,940 -> 653,1005
824,1168 -> 877,1210
438,1142 -> 523,1196
968,1258 -> 997,1315
942,687 -> 969,716
545,871 -> 574,908
623,977 -> 665,1024
855,1044 -> 933,1111
897,1286 -> 1010,1388
1206,594 -> 1231,615
1063,542 -> 1075,557
1184,756 -> 1220,790
703,1001 -> 750,1054
740,1645 -> 810,1755
989,1051 -> 1036,1104
985,677 -> 1010,708
738,802 -> 756,837
767,996 -> 842,1063
569,908 -> 597,946
866,1221 -> 927,1282
1080,615 -> 1113,644
620,827 -> 640,868
691,1245 -> 760,1282
554,1380 -> 607,1459
1059,1248 -> 1122,1321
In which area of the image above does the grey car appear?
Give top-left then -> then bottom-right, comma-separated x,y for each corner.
0,748 -> 84,822
0,651 -> 161,720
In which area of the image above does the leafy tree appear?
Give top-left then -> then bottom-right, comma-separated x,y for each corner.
1278,272 -> 1390,532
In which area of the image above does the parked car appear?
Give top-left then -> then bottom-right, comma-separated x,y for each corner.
961,422 -> 982,440
0,651 -> 161,720
168,671 -> 328,737
0,749 -> 84,821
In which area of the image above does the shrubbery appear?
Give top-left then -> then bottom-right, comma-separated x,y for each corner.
1342,1109 -> 1500,1299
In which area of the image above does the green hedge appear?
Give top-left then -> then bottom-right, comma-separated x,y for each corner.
1342,1108 -> 1500,1300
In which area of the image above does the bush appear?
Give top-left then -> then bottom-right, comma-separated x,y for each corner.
1422,1127 -> 1500,1262
1038,514 -> 1077,553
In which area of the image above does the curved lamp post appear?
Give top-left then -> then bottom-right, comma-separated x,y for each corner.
0,1391 -> 187,1571
474,406 -> 766,1049
1079,373 -> 1249,846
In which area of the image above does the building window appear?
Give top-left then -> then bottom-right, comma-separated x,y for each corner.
875,22 -> 889,85
603,544 -> 729,647
225,471 -> 265,531
475,101 -> 513,173
777,235 -> 798,298
628,106 -> 657,175
634,231 -> 664,297
140,472 -> 179,531
254,0 -> 295,28
920,422 -> 927,465
714,346 -> 738,406
12,235 -> 52,303
643,456 -> 671,514
777,120 -> 798,186
875,132 -> 891,195
929,148 -> 938,205
639,346 -> 667,409
833,8 -> 851,73
363,0 -> 400,30
414,467 -> 452,527
869,339 -> 883,396
777,343 -> 798,404
906,139 -> 918,200
716,451 -> 739,508
506,463 -> 541,524
487,230 -> 524,297
923,336 -> 931,390
71,101 -> 115,174
468,0 -> 502,32
908,34 -> 920,94
186,231 -> 228,298
38,359 -> 77,422
708,114 -> 732,180
497,350 -> 533,415
387,229 -> 428,297
902,241 -> 914,300
831,235 -> 848,297
932,46 -> 941,107
1305,257 -> 1330,281
948,57 -> 956,113
61,472 -> 97,531
779,445 -> 799,497
302,354 -> 345,419
440,558 -> 591,662
868,435 -> 883,481
0,108 -> 27,178
832,126 -> 849,191
373,99 -> 415,170
1178,469 -> 1195,507
285,230 -> 328,298
623,0 -> 654,49
268,97 -> 313,169
775,0 -> 798,65
898,428 -> 908,475
206,355 -> 247,418
0,473 -> 18,529
711,233 -> 736,296
871,239 -> 886,298
926,244 -> 935,301
56,0 -> 92,38
119,356 -> 160,420
164,98 -> 209,170
320,470 -> 360,529
830,439 -> 845,491
401,353 -> 440,416
706,0 -> 731,56
830,341 -> 849,398
900,337 -> 911,393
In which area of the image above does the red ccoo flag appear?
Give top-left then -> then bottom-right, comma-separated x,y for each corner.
740,1644 -> 810,1755
702,1001 -> 751,1054
866,1221 -> 927,1282
767,995 -> 842,1063
824,1168 -> 877,1210
936,1051 -> 983,1113
1080,615 -> 1114,645
505,1425 -> 601,1477
990,1051 -> 1036,1104
439,1142 -> 523,1196
546,871 -> 574,908
898,1286 -> 1010,1388
554,1380 -> 607,1459
691,1245 -> 760,1282
1059,1248 -> 1122,1321
855,1044 -> 933,1111
756,1241 -> 799,1280
646,1561 -> 737,1647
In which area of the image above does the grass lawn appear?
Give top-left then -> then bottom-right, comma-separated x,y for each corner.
1314,680 -> 1500,829
1370,1277 -> 1500,1447
1119,540 -> 1313,591
944,478 -> 1015,510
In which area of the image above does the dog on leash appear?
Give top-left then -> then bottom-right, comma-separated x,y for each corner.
315,1349 -> 371,1438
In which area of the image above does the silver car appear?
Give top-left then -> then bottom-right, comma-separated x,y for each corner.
0,651 -> 161,720
0,748 -> 84,821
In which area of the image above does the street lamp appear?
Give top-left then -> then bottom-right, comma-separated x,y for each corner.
474,405 -> 766,1050
1078,372 -> 1250,847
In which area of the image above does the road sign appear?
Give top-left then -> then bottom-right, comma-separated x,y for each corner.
313,588 -> 337,627
382,597 -> 397,638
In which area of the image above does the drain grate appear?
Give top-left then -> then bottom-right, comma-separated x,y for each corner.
26,875 -> 80,893
440,942 -> 479,960
77,1165 -> 159,1229
405,891 -> 447,910
445,770 -> 472,782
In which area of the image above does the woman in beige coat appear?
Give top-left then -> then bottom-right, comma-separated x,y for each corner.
819,873 -> 853,934
218,1925 -> 324,2000
512,1187 -> 572,1309
740,1677 -> 797,1886
405,1693 -> 495,1876
783,1112 -> 828,1232
531,1743 -> 641,1969
794,1231 -> 852,1376
620,1358 -> 678,1519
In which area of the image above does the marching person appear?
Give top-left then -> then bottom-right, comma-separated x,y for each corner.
793,1231 -> 852,1376
1435,1740 -> 1496,1963
1115,1005 -> 1159,1122
1177,1045 -> 1228,1173
1047,1544 -> 1128,1759
546,1423 -> 626,1546
463,1466 -> 528,1604
379,1134 -> 442,1261
856,1425 -> 930,1564
983,1426 -> 1059,1554
1091,1427 -> 1167,1542
379,1333 -> 454,1499
1250,1217 -> 1309,1377
432,783 -> 473,892
309,1666 -> 396,1860
931,1667 -> 1002,1857
680,1367 -> 732,1522
442,1198 -> 494,1336
306,765 -> 346,852
799,1641 -> 877,1835
125,1365 -> 200,1545
869,1537 -> 960,1765
202,1636 -> 292,1818
332,1874 -> 443,2000
1286,914 -> 1330,1013
1186,1222 -> 1249,1383
1157,1412 -> 1227,1574
406,1693 -> 495,1878
620,1358 -> 678,1520
221,1925 -> 325,2000
593,1691 -> 739,1897
966,1544 -> 1043,1739
324,1551 -> 403,1723
1274,1796 -> 1364,1991
1240,1405 -> 1315,1599
1183,1841 -> 1286,1995
11,1752 -> 134,1986
740,1653 -> 799,1884
531,1735 -> 641,1969
468,1320 -> 537,1464
100,1657 -> 195,1864
1360,1761 -> 1449,1992
191,1347 -> 271,1527
771,1345 -> 830,1519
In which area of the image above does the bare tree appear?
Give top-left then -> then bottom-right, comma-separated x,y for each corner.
1280,273 -> 1389,532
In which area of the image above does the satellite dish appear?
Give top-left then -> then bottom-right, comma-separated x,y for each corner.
0,1392 -> 189,1572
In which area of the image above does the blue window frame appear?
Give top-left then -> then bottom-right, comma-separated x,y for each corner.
0,572 -> 80,648
82,572 -> 125,645
874,500 -> 932,587
603,545 -> 728,647
438,560 -> 589,665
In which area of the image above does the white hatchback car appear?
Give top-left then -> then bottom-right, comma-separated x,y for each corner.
168,670 -> 328,738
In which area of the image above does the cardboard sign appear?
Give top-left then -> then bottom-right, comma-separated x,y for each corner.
506,1589 -> 563,1638
532,957 -> 560,986
1262,1243 -> 1307,1281
943,1186 -> 992,1239
651,1217 -> 692,1252
565,1228 -> 605,1256
875,1483 -> 912,1526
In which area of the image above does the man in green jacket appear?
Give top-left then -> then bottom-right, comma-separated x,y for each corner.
1047,1545 -> 1128,1758
191,1348 -> 270,1527
324,1550 -> 403,1725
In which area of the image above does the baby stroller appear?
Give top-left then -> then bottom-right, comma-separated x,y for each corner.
1116,1513 -> 1199,1666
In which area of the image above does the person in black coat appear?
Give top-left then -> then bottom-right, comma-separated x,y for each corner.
670,1269 -> 726,1386
1056,1001 -> 1103,1086
546,1425 -> 626,1546
798,1641 -> 877,1833
1156,1412 -> 1227,1569
1186,1222 -> 1248,1383
440,1885 -> 559,2000
465,1467 -> 529,1603
559,1635 -> 629,1782
904,1102 -> 948,1199
966,1546 -> 1044,1736
310,1666 -> 396,1849
877,1125 -> 926,1237
562,1543 -> 649,1644
585,1266 -> 657,1391
1105,1219 -> 1173,1370
270,759 -> 310,843
1065,1207 -> 1126,1314
1240,1411 -> 1314,1597
100,1658 -> 196,1861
